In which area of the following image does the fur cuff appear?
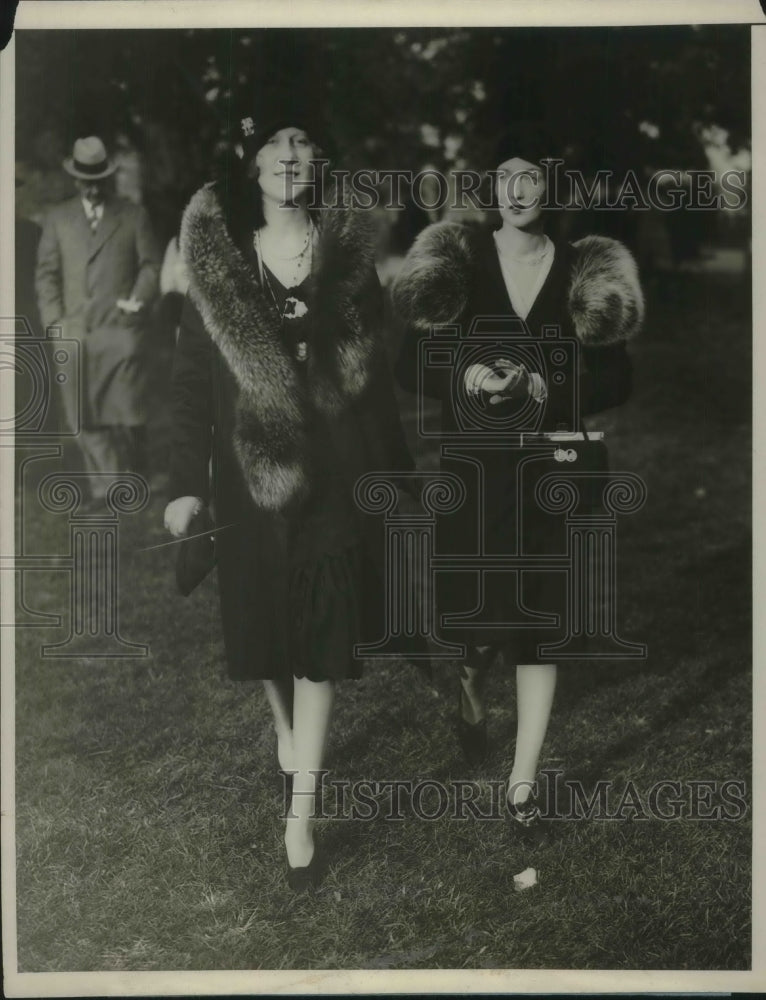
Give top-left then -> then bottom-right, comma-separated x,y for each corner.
569,235 -> 644,346
393,222 -> 644,346
391,222 -> 473,331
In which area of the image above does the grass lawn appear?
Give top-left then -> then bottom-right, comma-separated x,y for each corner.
12,268 -> 751,971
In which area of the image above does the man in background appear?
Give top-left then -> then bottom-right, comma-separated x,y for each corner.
35,136 -> 160,502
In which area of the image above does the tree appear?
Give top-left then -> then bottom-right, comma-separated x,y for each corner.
15,23 -> 750,238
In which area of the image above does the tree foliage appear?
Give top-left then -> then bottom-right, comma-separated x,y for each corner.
15,25 -> 750,238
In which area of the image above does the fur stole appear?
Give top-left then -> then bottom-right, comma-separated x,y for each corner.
179,183 -> 381,512
392,221 -> 644,346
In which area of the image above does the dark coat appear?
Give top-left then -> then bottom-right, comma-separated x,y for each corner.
34,195 -> 160,428
170,185 -> 415,681
392,223 -> 643,657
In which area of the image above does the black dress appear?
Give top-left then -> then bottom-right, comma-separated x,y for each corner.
396,230 -> 632,664
261,265 -> 372,681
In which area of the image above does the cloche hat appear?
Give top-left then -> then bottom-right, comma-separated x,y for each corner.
493,120 -> 562,169
235,94 -> 333,163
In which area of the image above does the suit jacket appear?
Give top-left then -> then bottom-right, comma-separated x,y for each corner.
35,195 -> 160,427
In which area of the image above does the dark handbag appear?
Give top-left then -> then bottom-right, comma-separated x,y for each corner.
175,506 -> 217,596
546,430 -> 611,510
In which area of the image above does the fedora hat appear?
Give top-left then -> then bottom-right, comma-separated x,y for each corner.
63,136 -> 117,180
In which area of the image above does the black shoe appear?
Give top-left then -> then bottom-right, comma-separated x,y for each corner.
455,687 -> 488,766
286,845 -> 323,892
506,795 -> 540,826
506,792 -> 545,844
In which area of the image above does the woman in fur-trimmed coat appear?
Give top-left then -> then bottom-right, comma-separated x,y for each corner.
164,109 -> 415,887
393,125 -> 643,831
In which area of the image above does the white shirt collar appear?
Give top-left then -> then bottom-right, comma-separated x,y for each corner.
82,199 -> 104,221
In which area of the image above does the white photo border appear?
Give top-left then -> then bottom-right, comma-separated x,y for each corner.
2,0 -> 763,995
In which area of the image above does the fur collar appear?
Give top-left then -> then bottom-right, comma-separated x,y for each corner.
179,183 -> 381,511
392,221 -> 644,346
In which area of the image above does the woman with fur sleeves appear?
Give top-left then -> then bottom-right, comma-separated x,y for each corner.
393,124 -> 643,832
164,105 -> 415,888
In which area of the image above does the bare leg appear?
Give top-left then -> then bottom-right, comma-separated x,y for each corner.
284,676 -> 335,868
262,678 -> 294,771
507,663 -> 557,807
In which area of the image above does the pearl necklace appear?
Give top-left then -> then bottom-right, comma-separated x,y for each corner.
494,232 -> 552,267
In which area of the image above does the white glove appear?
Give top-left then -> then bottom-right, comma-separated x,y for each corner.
164,496 -> 203,538
464,360 -> 532,403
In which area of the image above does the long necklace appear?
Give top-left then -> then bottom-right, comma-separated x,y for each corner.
254,227 -> 313,362
256,220 -> 314,261
254,223 -> 313,289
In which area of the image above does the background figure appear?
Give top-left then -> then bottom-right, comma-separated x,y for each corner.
34,136 -> 161,502
159,232 -> 190,343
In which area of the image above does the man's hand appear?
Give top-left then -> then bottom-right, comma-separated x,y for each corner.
116,296 -> 143,314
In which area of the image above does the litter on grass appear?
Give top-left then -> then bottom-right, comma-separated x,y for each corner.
513,867 -> 538,891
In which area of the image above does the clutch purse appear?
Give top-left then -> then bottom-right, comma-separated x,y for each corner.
175,506 -> 217,596
547,430 -> 611,509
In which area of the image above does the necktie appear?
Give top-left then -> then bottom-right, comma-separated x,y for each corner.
85,203 -> 99,232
